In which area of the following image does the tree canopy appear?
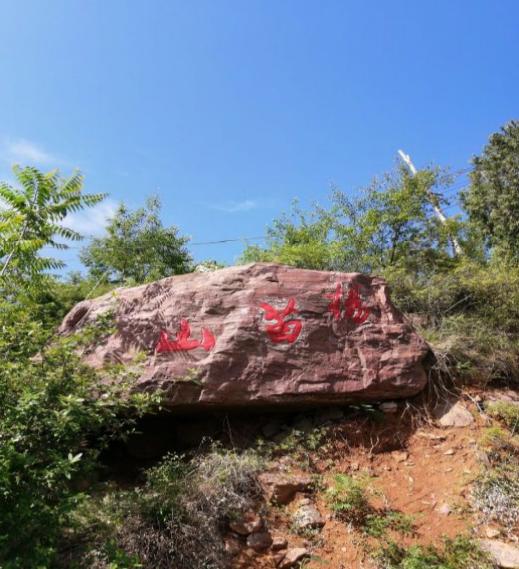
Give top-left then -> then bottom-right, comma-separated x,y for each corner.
242,163 -> 464,274
80,194 -> 192,285
462,118 -> 519,259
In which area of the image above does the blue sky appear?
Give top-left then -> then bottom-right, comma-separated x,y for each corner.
1,0 -> 518,271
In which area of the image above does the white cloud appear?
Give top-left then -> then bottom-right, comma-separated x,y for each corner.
203,199 -> 258,213
2,138 -> 59,166
65,199 -> 118,236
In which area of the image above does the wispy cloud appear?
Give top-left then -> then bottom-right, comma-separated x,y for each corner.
65,199 -> 118,236
2,138 -> 60,166
203,199 -> 258,213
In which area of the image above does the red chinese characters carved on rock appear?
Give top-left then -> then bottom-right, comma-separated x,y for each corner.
260,299 -> 303,344
156,318 -> 216,353
326,283 -> 370,324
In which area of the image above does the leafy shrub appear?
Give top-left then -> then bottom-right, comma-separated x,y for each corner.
325,473 -> 415,540
0,319 -> 159,569
325,473 -> 377,524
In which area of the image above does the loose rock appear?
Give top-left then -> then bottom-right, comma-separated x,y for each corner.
229,513 -> 263,535
481,540 -> 519,568
259,472 -> 313,505
272,536 -> 288,551
434,399 -> 474,428
246,532 -> 273,551
293,501 -> 325,530
380,401 -> 398,413
224,536 -> 241,557
278,548 -> 310,568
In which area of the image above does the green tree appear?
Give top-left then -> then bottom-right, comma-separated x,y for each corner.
462,118 -> 519,259
242,163 -> 463,274
0,165 -> 105,278
80,195 -> 192,284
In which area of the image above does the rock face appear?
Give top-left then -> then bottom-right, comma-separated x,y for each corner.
481,540 -> 519,568
60,263 -> 429,409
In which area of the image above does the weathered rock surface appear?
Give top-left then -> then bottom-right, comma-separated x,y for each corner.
272,536 -> 288,551
481,540 -> 519,568
278,548 -> 310,568
293,500 -> 325,530
246,532 -> 273,551
258,472 -> 313,505
229,512 -> 263,536
60,263 -> 429,409
433,399 -> 474,428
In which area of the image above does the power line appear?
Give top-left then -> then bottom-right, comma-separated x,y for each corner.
34,235 -> 269,251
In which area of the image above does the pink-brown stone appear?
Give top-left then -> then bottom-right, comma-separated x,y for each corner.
60,263 -> 429,408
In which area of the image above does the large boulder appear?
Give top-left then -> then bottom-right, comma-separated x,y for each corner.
60,263 -> 429,409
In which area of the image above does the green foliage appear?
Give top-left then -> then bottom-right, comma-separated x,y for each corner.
257,425 -> 329,471
0,317 -> 160,568
325,473 -> 415,539
242,163 -> 464,274
377,536 -> 493,569
462,118 -> 519,260
486,401 -> 519,431
0,165 -> 105,278
384,260 -> 519,385
325,473 -> 377,523
80,195 -> 192,285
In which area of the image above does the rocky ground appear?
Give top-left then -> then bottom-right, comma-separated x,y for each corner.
207,389 -> 519,569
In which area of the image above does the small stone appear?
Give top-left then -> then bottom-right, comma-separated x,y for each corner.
246,532 -> 273,551
481,539 -> 519,568
274,552 -> 287,566
229,513 -> 263,535
380,401 -> 398,413
437,503 -> 451,515
416,431 -> 447,441
486,528 -> 500,539
278,548 -> 310,569
445,468 -> 453,473
350,461 -> 360,471
259,472 -> 313,505
444,449 -> 455,456
293,502 -> 325,530
434,400 -> 474,428
298,498 -> 311,506
224,536 -> 241,557
272,536 -> 288,551
392,450 -> 408,462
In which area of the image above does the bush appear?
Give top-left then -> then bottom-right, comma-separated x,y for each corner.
0,318 -> 159,569
486,401 -> 519,431
71,447 -> 264,569
377,536 -> 493,569
384,260 -> 519,386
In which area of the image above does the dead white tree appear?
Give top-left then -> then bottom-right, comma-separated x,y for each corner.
398,150 -> 462,256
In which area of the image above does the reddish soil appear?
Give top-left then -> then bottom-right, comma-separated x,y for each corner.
232,398 -> 486,569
